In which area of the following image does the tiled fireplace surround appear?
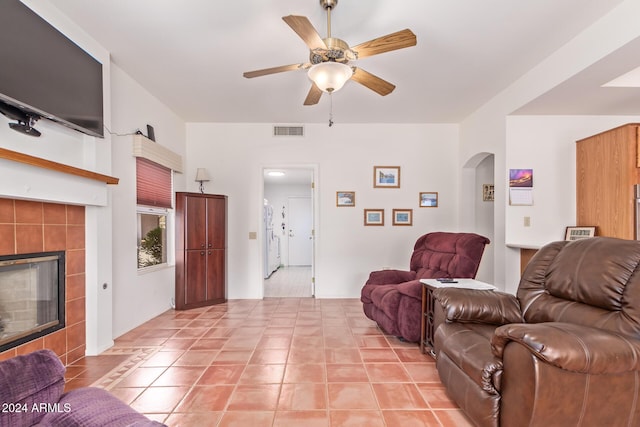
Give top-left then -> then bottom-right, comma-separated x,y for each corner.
0,198 -> 86,364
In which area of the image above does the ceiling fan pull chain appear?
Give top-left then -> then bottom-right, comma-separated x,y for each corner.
328,92 -> 334,127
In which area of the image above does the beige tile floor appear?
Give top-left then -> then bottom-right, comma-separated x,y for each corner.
65,298 -> 473,426
264,266 -> 313,298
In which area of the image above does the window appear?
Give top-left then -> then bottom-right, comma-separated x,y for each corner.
137,207 -> 168,268
136,157 -> 172,208
136,157 -> 172,269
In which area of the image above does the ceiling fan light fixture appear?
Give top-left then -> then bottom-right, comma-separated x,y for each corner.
307,62 -> 353,93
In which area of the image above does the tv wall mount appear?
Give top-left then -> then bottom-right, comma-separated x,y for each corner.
0,101 -> 41,137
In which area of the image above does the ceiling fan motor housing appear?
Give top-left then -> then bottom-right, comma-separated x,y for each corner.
310,37 -> 356,64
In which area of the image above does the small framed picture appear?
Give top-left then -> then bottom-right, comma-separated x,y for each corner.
419,192 -> 438,207
509,169 -> 533,187
392,209 -> 413,226
565,226 -> 596,241
483,184 -> 494,202
336,191 -> 355,207
364,209 -> 384,226
374,166 -> 400,188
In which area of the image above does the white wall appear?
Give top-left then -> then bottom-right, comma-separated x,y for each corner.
186,123 -> 464,299
502,115 -> 640,291
459,0 -> 640,293
1,0 -> 115,355
505,115 -> 640,247
6,2 -> 188,346
110,64 -> 187,339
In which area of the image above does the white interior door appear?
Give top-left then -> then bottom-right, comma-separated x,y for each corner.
288,196 -> 312,266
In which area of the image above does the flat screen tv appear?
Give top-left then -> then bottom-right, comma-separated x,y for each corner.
0,0 -> 104,138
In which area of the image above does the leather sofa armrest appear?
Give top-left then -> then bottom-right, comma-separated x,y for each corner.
492,322 -> 640,374
432,288 -> 523,325
366,269 -> 416,285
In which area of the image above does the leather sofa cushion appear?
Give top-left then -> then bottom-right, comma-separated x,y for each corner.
518,238 -> 640,337
492,322 -> 640,374
433,288 -> 522,325
435,322 -> 502,395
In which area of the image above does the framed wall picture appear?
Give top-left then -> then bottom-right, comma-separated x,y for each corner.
482,184 -> 494,201
392,209 -> 413,226
509,169 -> 533,187
336,191 -> 355,207
419,192 -> 438,207
374,166 -> 400,188
565,226 -> 596,241
364,209 -> 384,226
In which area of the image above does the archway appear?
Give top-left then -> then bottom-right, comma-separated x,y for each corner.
461,152 -> 495,282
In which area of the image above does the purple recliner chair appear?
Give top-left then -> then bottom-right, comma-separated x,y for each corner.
360,232 -> 490,342
0,349 -> 165,427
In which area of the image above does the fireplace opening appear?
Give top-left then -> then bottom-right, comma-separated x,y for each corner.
0,251 -> 65,353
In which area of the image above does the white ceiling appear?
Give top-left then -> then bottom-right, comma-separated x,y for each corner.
264,168 -> 314,186
48,0 -> 635,125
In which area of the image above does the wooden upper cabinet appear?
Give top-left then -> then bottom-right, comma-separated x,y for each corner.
576,123 -> 640,239
207,197 -> 226,250
185,196 -> 208,250
183,195 -> 226,250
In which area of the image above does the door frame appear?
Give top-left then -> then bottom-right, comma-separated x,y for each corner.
260,164 -> 318,297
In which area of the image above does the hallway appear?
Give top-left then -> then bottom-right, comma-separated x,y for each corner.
264,267 -> 313,298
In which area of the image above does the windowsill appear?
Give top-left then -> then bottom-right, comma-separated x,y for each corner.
137,263 -> 173,275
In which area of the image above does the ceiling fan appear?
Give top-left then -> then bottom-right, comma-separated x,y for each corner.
243,0 -> 417,106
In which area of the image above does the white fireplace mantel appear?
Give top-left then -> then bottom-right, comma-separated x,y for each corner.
0,147 -> 118,206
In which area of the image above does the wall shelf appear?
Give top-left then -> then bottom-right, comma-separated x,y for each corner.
0,147 -> 119,185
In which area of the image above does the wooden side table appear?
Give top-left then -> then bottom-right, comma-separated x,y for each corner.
419,278 -> 497,356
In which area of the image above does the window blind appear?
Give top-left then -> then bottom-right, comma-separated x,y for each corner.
136,157 -> 172,208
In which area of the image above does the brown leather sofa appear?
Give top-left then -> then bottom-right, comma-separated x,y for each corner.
432,237 -> 640,427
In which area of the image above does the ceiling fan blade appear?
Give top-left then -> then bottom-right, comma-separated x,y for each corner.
351,29 -> 417,59
304,83 -> 323,105
282,15 -> 327,51
351,68 -> 396,96
243,63 -> 306,79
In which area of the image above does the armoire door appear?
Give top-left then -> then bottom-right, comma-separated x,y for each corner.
184,249 -> 207,305
207,249 -> 225,300
207,197 -> 226,249
185,196 -> 207,250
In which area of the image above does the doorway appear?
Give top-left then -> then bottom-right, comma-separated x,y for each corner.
462,152 -> 495,283
262,167 -> 315,298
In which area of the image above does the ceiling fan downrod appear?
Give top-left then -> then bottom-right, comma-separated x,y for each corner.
320,0 -> 337,38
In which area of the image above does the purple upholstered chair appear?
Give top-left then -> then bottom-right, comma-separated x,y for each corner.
360,232 -> 490,342
0,349 -> 165,427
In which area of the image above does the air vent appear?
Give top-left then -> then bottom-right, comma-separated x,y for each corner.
273,125 -> 304,137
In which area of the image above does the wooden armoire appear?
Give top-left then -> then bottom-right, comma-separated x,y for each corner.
576,123 -> 640,239
175,192 -> 227,310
